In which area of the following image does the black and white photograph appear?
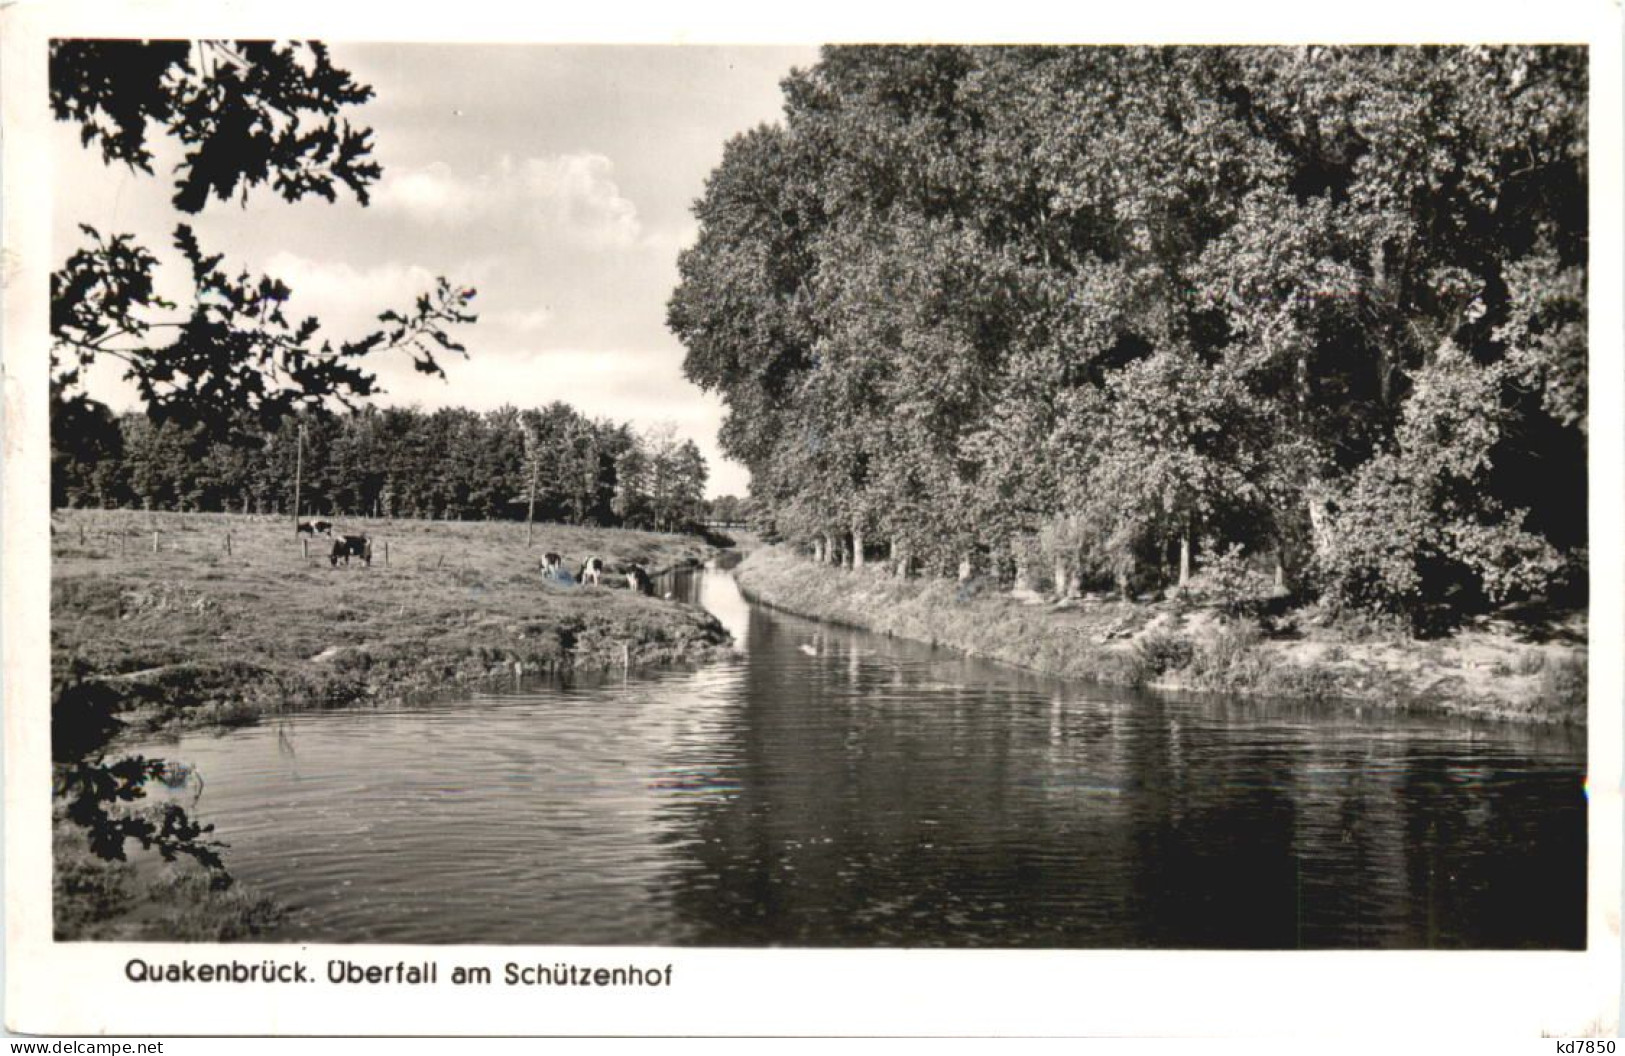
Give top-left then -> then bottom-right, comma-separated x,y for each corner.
5,0 -> 1622,1041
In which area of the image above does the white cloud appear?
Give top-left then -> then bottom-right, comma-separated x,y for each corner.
373,153 -> 643,250
376,164 -> 472,218
259,253 -> 443,338
372,346 -> 685,419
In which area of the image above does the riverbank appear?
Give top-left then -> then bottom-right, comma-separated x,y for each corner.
52,509 -> 732,734
51,509 -> 732,939
732,546 -> 1586,724
54,817 -> 285,941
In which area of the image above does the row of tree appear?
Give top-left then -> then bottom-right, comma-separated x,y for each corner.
52,399 -> 710,532
669,45 -> 1587,627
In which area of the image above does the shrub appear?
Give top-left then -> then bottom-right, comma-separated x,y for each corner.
1186,619 -> 1272,690
1135,626 -> 1194,675
1198,543 -> 1275,617
1313,350 -> 1568,630
190,699 -> 260,728
1540,654 -> 1586,715
1514,648 -> 1549,676
1311,456 -> 1440,626
1097,648 -> 1152,687
1262,662 -> 1341,701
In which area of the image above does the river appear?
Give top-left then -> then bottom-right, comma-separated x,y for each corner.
128,559 -> 1587,948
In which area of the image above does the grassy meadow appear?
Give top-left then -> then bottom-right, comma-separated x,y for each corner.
51,508 -> 732,733
734,546 -> 1587,725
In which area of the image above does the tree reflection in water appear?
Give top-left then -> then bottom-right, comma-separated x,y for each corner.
652,585 -> 1585,949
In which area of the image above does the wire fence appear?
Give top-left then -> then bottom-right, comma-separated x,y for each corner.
49,510 -> 403,566
47,509 -> 677,575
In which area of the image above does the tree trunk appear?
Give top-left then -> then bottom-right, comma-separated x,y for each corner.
1307,496 -> 1333,552
894,544 -> 911,579
851,526 -> 865,571
1371,241 -> 1396,407
1178,531 -> 1192,590
958,552 -> 974,582
822,532 -> 837,566
812,538 -> 826,564
1013,547 -> 1033,593
1301,487 -> 1338,594
1268,490 -> 1319,598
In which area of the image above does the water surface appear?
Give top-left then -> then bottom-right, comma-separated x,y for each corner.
129,563 -> 1586,947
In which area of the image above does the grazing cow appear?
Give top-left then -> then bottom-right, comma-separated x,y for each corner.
541,552 -> 564,579
329,534 -> 372,567
297,519 -> 333,536
626,565 -> 653,596
578,555 -> 605,586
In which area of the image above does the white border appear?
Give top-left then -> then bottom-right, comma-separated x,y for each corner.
5,0 -> 1621,1038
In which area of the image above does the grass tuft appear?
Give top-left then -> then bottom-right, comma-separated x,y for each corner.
732,546 -> 1586,724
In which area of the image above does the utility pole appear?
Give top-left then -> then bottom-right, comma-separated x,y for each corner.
526,455 -> 540,547
292,419 -> 304,533
523,424 -> 539,547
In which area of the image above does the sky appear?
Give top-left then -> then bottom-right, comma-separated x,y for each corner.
52,43 -> 822,498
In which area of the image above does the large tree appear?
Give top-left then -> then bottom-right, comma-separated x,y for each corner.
669,45 -> 1587,622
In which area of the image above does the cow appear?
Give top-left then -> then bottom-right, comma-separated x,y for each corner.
578,555 -> 605,586
541,552 -> 565,579
626,565 -> 653,596
297,519 -> 333,536
329,534 -> 372,567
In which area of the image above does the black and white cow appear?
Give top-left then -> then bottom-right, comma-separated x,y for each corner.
541,552 -> 565,579
626,565 -> 653,596
329,534 -> 372,567
297,519 -> 333,536
578,555 -> 605,586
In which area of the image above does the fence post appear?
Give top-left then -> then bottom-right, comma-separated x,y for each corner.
383,540 -> 389,567
225,533 -> 232,556
301,537 -> 309,560
152,532 -> 159,554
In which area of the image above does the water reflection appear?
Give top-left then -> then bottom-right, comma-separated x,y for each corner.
128,566 -> 1585,948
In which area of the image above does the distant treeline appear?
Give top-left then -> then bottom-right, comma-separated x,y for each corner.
669,45 -> 1587,628
52,399 -> 711,531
